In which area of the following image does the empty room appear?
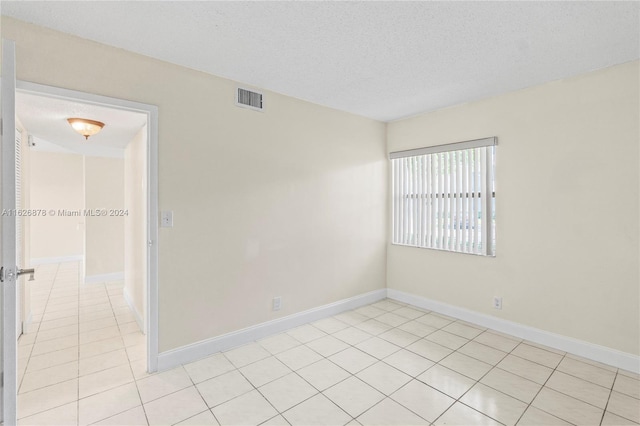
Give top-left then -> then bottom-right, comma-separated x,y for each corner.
0,1 -> 638,425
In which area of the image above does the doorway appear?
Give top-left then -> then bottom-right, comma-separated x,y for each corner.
12,81 -> 159,421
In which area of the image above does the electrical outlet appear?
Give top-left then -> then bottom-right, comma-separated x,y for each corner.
272,296 -> 282,311
161,210 -> 173,227
493,296 -> 502,310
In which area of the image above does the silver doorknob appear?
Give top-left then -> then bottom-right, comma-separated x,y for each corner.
17,268 -> 35,281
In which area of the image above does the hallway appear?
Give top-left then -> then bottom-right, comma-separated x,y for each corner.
17,261 -> 147,424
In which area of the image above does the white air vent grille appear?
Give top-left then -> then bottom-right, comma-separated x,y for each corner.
236,88 -> 264,111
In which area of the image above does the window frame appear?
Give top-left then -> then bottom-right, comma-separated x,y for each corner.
389,137 -> 497,256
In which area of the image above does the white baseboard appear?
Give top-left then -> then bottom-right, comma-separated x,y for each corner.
84,272 -> 124,284
387,288 -> 640,374
30,255 -> 84,266
23,312 -> 32,330
157,288 -> 387,371
123,287 -> 145,335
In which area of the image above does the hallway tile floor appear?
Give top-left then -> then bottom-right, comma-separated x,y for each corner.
17,262 -> 640,425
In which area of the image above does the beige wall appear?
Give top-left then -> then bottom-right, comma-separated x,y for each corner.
2,17 -> 388,351
124,125 -> 147,328
85,156 -> 125,278
29,151 -> 84,261
2,16 -> 638,360
387,61 -> 640,355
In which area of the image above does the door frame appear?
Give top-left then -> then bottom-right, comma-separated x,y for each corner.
2,38 -> 19,425
16,80 -> 160,372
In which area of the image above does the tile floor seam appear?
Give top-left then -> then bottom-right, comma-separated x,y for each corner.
131,368 -> 151,426
27,343 -> 80,359
19,263 -> 60,390
16,379 -> 79,420
434,402 -> 510,426
542,373 -> 617,412
598,373 -> 640,425
286,324 -> 326,345
366,308 -> 464,421
518,348 -> 567,425
219,352 -> 284,417
474,371 -> 538,407
428,384 -> 500,424
254,342 -> 353,422
269,384 -> 324,422
129,382 -> 149,425
468,341 -> 510,367
81,385 -> 141,425
186,362 -> 226,424
194,408 -> 217,425
34,321 -> 81,333
430,330 -> 528,426
552,364 -> 620,390
387,377 -> 450,424
353,396 -> 410,425
102,284 -> 149,425
227,316 -> 393,424
508,348 -> 561,367
605,407 -> 640,424
515,352 -> 579,426
18,368 -> 78,393
288,362 -> 355,422
599,371 -> 617,426
248,371 -> 289,419
396,314 -> 461,340
565,356 -> 623,375
134,378 -> 192,405
82,279 -> 138,426
321,303 -> 492,424
346,336 -> 608,426
17,267 -> 74,421
262,413 -> 291,426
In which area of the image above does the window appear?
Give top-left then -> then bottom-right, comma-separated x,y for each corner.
390,137 -> 496,256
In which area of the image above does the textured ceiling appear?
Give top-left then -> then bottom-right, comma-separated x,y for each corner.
3,1 -> 639,121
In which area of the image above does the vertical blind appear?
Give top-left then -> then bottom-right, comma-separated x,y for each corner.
390,137 -> 496,256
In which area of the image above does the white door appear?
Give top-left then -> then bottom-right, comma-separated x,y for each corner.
1,38 -> 18,425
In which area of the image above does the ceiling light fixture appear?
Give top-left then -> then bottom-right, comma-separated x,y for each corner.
67,118 -> 105,140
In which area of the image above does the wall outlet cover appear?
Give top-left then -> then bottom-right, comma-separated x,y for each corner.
161,210 -> 173,227
272,296 -> 282,311
493,296 -> 502,310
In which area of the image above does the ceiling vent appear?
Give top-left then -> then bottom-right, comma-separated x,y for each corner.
236,87 -> 264,112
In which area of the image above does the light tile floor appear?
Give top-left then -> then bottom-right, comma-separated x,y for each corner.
17,262 -> 640,425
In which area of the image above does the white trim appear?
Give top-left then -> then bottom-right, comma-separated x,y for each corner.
387,289 -> 640,374
123,287 -> 145,335
157,289 -> 387,371
17,80 -> 160,373
1,39 -> 18,425
30,255 -> 84,266
147,104 -> 159,372
24,312 -> 32,330
17,81 -> 156,117
84,271 -> 124,284
389,136 -> 497,159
